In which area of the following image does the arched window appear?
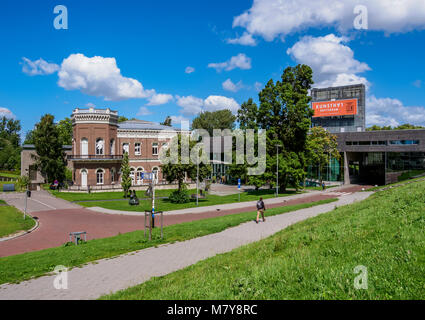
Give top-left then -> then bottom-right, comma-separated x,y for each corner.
96,139 -> 104,155
123,143 -> 129,155
81,138 -> 88,157
110,139 -> 115,155
136,167 -> 144,185
81,169 -> 88,187
96,169 -> 104,185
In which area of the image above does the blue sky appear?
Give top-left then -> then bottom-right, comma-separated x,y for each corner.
0,0 -> 425,138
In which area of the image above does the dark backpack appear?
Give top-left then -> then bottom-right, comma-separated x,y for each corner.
256,200 -> 264,210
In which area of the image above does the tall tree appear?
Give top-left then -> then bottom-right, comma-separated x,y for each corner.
235,64 -> 314,191
120,152 -> 132,198
0,116 -> 21,170
192,110 -> 236,136
32,114 -> 67,183
237,98 -> 259,130
24,130 -> 35,145
160,116 -> 172,127
306,126 -> 340,185
57,117 -> 73,145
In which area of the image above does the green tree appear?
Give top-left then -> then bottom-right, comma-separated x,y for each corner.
236,64 -> 314,191
192,110 -> 236,136
161,134 -> 211,192
24,130 -> 35,144
0,117 -> 21,171
306,126 -> 340,185
118,116 -> 129,123
32,114 -> 67,183
120,152 -> 132,198
160,116 -> 172,127
237,98 -> 259,130
57,117 -> 73,145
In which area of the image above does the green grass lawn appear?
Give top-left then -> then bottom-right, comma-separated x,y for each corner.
74,189 -> 299,212
397,169 -> 425,182
0,204 -> 35,238
102,180 -> 425,300
0,198 -> 336,285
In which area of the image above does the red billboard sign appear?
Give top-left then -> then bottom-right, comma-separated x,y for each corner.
312,99 -> 358,117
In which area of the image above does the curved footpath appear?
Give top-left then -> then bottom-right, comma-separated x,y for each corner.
0,191 -> 372,300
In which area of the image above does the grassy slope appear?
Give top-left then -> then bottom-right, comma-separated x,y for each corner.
0,198 -> 336,285
0,205 -> 35,238
102,181 -> 425,300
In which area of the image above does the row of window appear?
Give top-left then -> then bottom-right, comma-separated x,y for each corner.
91,167 -> 160,185
346,140 -> 420,146
81,138 -> 168,156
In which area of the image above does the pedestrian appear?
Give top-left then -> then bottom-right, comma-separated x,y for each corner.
256,197 -> 266,223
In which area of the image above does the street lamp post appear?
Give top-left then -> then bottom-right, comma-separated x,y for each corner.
196,148 -> 200,207
276,145 -> 282,197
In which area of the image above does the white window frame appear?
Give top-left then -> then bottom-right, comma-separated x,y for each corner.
152,143 -> 158,156
96,169 -> 104,185
96,138 -> 105,155
135,142 -> 141,156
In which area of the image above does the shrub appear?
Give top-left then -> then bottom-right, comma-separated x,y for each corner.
169,189 -> 190,204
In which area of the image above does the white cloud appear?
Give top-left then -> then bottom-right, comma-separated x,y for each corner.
208,53 -> 252,72
233,0 -> 425,41
147,93 -> 174,106
176,95 -> 240,115
204,95 -> 240,113
254,81 -> 263,92
21,57 -> 59,76
170,115 -> 189,124
85,102 -> 96,108
176,95 -> 205,115
185,66 -> 195,74
287,34 -> 370,88
222,78 -> 243,92
366,95 -> 425,127
227,32 -> 257,46
137,106 -> 152,116
58,53 -> 155,101
413,80 -> 422,88
0,107 -> 16,119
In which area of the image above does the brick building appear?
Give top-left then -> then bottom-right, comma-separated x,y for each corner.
68,107 -> 185,190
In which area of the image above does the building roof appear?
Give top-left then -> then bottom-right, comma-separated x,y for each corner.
118,120 -> 179,131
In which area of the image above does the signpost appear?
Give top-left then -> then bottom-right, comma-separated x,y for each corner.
24,189 -> 31,220
238,178 -> 241,202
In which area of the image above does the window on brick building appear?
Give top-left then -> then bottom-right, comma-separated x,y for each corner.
135,143 -> 141,156
123,143 -> 129,155
152,143 -> 158,156
96,139 -> 104,155
96,169 -> 104,185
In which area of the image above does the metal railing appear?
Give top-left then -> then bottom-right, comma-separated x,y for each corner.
67,155 -> 123,160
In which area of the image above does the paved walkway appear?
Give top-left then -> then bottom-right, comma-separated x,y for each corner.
0,190 -> 80,213
0,191 -> 372,300
87,184 -> 366,216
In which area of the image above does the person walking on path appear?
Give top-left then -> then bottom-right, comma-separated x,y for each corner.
256,197 -> 266,223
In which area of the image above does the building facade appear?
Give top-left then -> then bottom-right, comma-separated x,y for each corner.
68,107 -> 184,190
311,83 -> 366,133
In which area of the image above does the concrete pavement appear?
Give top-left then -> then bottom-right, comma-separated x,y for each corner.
0,190 -> 80,213
0,191 -> 372,300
